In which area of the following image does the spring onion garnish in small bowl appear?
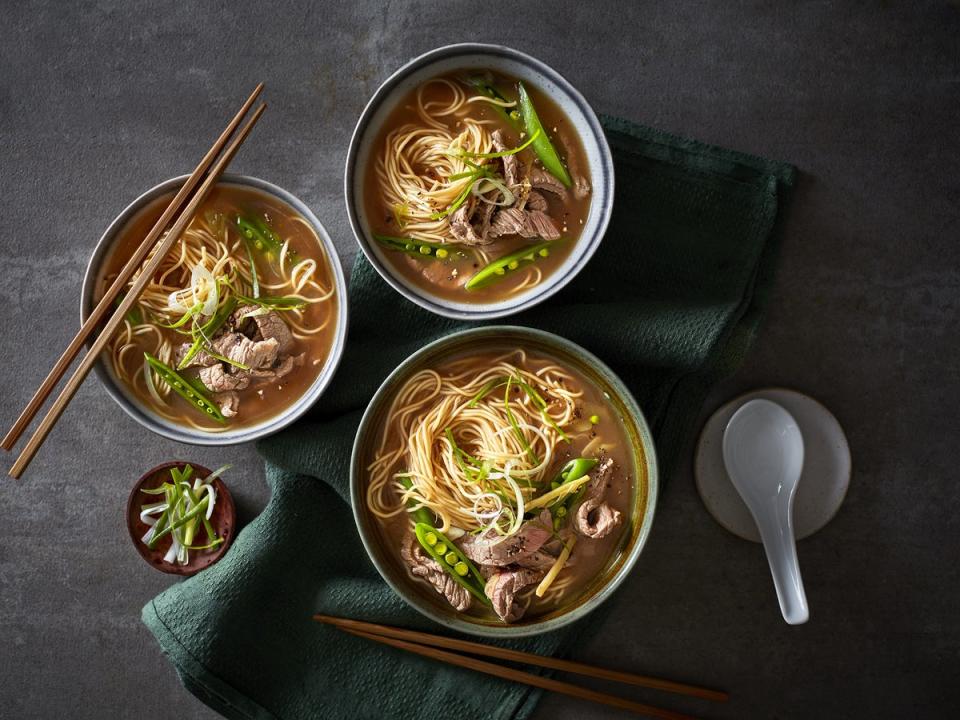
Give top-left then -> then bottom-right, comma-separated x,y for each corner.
126,461 -> 237,575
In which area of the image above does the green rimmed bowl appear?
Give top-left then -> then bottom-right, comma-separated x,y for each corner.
350,326 -> 658,638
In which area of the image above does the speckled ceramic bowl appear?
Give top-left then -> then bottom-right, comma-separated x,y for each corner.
344,43 -> 615,321
350,326 -> 657,638
80,174 -> 348,445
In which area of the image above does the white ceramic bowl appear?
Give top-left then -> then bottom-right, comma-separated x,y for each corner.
344,43 -> 614,320
80,174 -> 348,445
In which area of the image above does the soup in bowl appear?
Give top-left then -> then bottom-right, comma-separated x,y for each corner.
351,327 -> 657,637
346,44 -> 614,320
82,175 -> 347,444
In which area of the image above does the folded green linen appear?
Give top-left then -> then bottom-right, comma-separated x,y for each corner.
143,116 -> 795,720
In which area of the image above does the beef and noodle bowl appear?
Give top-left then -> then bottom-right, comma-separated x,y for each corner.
95,184 -> 338,431
365,347 -> 637,624
364,71 -> 592,302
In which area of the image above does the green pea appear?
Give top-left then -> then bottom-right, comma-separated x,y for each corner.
590,414 -> 600,425
539,248 -> 549,258
445,552 -> 458,565
507,260 -> 519,270
436,248 -> 449,259
454,562 -> 469,576
424,532 -> 438,546
556,506 -> 567,518
434,542 -> 447,555
419,245 -> 432,255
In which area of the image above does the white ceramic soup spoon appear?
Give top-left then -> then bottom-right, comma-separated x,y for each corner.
723,399 -> 809,625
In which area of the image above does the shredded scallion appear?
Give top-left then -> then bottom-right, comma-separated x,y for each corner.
139,464 -> 229,566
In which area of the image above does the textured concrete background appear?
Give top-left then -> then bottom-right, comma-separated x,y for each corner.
2,1 -> 959,718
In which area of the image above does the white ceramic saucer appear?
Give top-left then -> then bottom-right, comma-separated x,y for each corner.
695,388 -> 851,542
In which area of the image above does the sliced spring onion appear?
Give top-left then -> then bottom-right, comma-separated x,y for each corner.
392,203 -> 409,228
167,264 -> 218,316
233,293 -> 307,310
184,538 -> 226,551
514,376 -> 569,442
505,376 -> 539,465
176,296 -> 238,370
243,238 -> 260,299
429,175 -> 480,220
466,376 -> 508,407
139,502 -> 167,524
471,177 -> 515,207
192,264 -> 219,316
524,473 -> 592,512
139,465 -> 225,566
160,302 -> 203,330
239,306 -> 273,319
202,464 -> 231,486
204,347 -> 250,372
456,127 -> 540,159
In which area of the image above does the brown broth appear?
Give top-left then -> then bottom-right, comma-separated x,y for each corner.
363,72 -> 592,303
365,348 -> 635,623
95,184 -> 339,431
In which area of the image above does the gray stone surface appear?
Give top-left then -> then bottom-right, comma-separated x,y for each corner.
1,1 -> 958,718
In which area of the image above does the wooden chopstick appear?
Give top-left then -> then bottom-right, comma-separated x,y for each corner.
7,101 -> 267,479
313,614 -> 727,703
0,83 -> 264,454
338,627 -> 701,720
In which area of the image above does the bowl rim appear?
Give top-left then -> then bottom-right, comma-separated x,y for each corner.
80,173 -> 349,446
343,42 -> 615,321
349,325 -> 658,638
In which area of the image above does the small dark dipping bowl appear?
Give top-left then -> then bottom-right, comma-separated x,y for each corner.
126,461 -> 237,576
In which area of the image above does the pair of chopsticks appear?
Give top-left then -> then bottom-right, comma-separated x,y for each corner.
1,84 -> 267,478
313,615 -> 727,719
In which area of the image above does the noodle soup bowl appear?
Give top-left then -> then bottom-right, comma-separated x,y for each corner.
345,43 -> 615,320
80,174 -> 348,445
351,326 -> 657,638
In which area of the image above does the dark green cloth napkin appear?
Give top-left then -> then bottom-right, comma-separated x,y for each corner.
142,117 -> 795,720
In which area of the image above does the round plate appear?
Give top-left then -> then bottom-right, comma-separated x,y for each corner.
126,461 -> 237,575
695,388 -> 851,542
